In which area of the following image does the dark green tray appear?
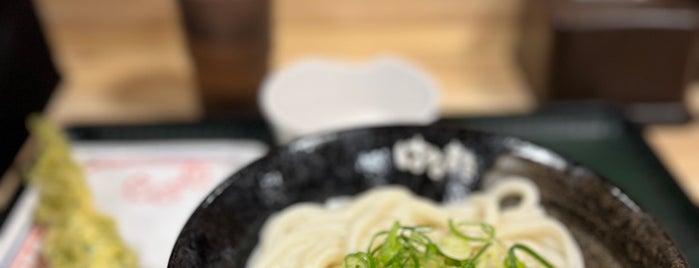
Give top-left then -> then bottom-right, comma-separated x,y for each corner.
60,109 -> 699,265
439,108 -> 699,265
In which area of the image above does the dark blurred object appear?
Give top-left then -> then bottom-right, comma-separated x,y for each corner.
178,0 -> 270,119
519,0 -> 699,124
0,0 -> 58,223
0,0 -> 59,174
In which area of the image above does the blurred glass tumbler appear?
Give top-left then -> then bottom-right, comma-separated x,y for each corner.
178,0 -> 269,117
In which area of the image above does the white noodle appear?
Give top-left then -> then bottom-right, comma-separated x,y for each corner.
247,178 -> 584,268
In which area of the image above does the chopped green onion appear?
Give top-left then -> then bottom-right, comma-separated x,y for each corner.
505,244 -> 555,268
448,220 -> 495,242
343,220 -> 556,268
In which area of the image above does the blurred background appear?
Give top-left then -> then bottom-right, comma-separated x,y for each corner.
37,0 -> 533,123
29,0 -> 699,197
3,0 -> 699,266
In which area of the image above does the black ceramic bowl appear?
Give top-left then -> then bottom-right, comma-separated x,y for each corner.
169,126 -> 686,267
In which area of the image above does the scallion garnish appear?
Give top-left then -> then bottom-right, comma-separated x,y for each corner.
504,244 -> 555,268
343,220 -> 555,268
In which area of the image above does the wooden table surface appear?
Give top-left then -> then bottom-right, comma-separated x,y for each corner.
33,0 -> 699,203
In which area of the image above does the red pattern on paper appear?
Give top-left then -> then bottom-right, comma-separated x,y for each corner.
9,227 -> 43,268
121,162 -> 212,205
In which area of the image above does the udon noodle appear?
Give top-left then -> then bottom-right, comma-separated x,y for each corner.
247,178 -> 584,267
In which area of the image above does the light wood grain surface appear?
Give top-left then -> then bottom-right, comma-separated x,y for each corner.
33,0 -> 699,203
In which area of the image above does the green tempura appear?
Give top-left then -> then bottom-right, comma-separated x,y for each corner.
25,116 -> 138,268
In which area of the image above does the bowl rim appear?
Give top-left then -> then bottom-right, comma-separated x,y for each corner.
168,125 -> 688,266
